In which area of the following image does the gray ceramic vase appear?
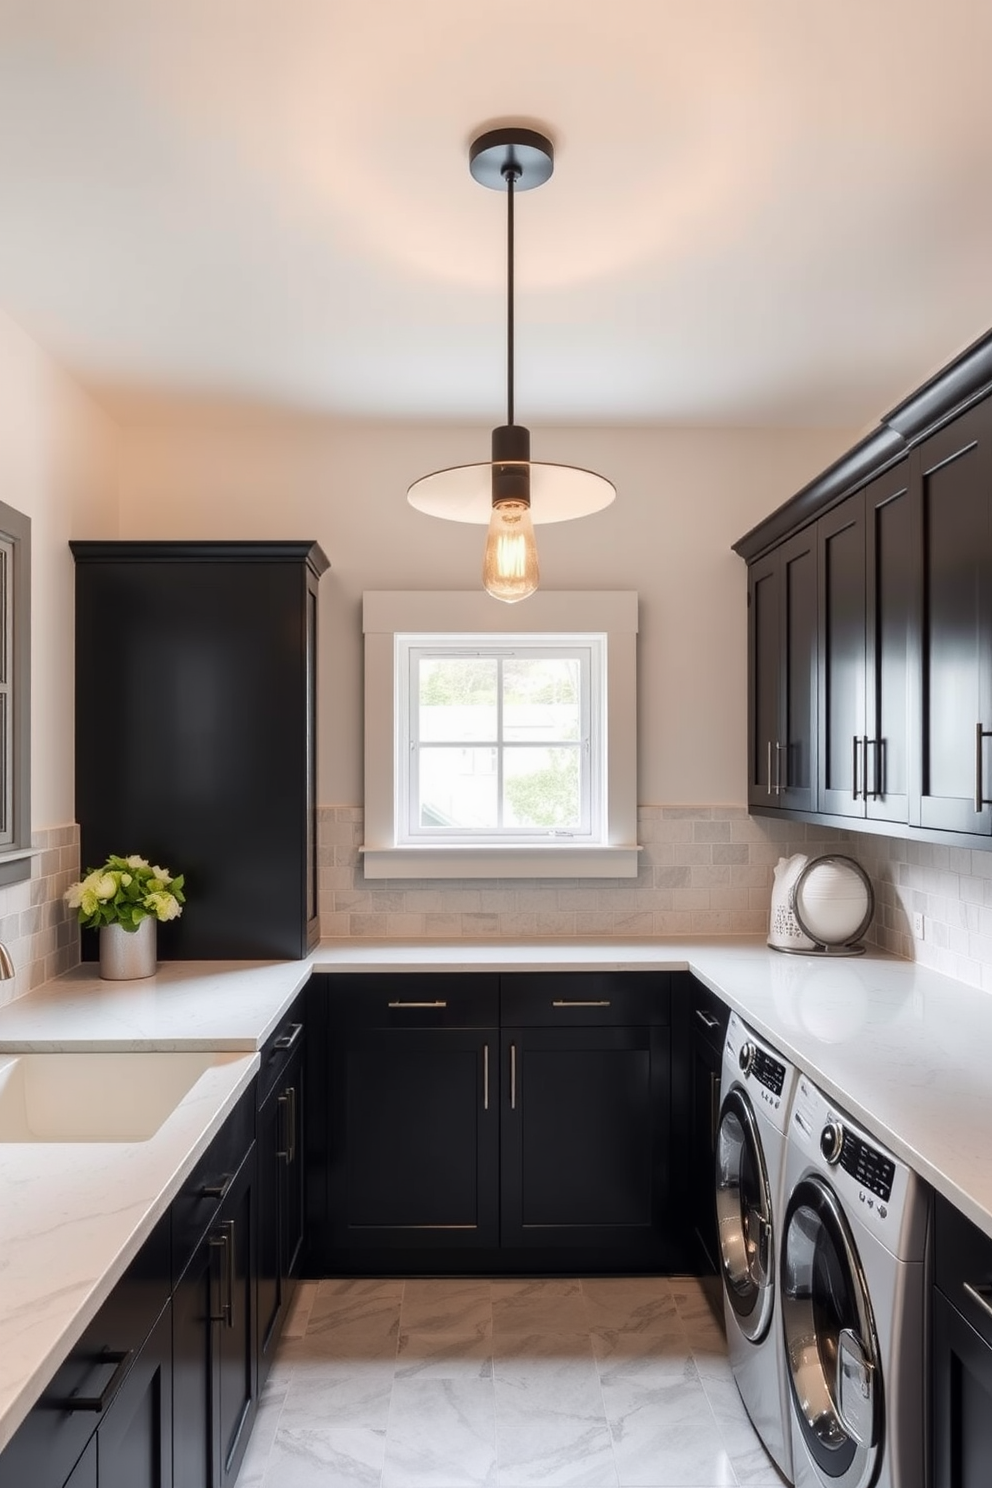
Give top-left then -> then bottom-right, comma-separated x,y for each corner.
99,916 -> 157,980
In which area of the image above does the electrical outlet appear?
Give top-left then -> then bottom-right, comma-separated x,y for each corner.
912,911 -> 925,939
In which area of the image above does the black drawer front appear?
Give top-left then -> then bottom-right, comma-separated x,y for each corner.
258,990 -> 306,1105
936,1194 -> 992,1346
172,1085 -> 255,1284
0,1210 -> 171,1488
684,974 -> 729,1054
501,972 -> 670,1026
325,974 -> 500,1028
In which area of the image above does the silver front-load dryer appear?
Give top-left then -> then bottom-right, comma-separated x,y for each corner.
716,1012 -> 799,1482
780,1075 -> 930,1488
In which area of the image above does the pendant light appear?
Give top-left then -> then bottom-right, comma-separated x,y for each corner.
407,127 -> 616,603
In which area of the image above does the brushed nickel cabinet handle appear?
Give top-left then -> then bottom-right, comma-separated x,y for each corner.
510,1043 -> 516,1111
288,1085 -> 297,1165
277,1092 -> 291,1161
695,1008 -> 720,1031
209,1223 -> 235,1328
767,740 -> 773,797
388,1000 -> 448,1009
551,999 -> 611,1008
852,735 -> 860,800
976,724 -> 992,812
483,1044 -> 489,1112
200,1175 -> 233,1201
774,740 -> 785,795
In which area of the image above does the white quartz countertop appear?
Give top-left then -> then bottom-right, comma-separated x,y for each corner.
2,934 -> 992,1455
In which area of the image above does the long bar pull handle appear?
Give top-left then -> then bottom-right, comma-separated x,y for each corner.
510,1043 -> 516,1111
964,1281 -> 992,1323
388,1000 -> 448,1009
200,1175 -> 233,1201
862,737 -> 869,804
852,735 -> 860,800
775,741 -> 786,795
209,1226 -> 233,1327
288,1086 -> 297,1165
483,1044 -> 489,1112
976,724 -> 992,812
695,1009 -> 720,1031
874,737 -> 883,801
767,741 -> 773,797
551,999 -> 611,1008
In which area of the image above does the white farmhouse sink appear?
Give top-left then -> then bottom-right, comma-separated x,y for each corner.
0,1051 -> 230,1142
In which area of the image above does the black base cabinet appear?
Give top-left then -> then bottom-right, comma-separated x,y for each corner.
315,970 -> 681,1275
671,974 -> 730,1275
933,1194 -> 992,1486
257,998 -> 306,1388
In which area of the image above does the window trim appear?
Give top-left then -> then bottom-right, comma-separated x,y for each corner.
0,501 -> 30,887
362,591 -> 639,879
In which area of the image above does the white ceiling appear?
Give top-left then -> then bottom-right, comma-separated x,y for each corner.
1,0 -> 991,427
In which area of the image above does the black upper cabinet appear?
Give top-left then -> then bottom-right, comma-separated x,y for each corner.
912,402 -> 992,835
747,529 -> 817,811
816,462 -> 915,823
71,541 -> 328,959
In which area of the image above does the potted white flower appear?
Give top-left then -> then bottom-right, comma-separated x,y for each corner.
64,854 -> 186,979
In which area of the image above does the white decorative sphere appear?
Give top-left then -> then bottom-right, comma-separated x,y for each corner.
794,857 -> 872,945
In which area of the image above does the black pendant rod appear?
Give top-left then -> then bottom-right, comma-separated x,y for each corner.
505,163 -> 519,427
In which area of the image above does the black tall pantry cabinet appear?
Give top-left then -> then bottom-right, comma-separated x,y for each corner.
71,541 -> 328,960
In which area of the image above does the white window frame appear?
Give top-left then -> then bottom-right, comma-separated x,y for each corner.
363,591 -> 639,879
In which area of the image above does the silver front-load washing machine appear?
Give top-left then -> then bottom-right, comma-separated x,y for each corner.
780,1075 -> 930,1488
716,1012 -> 799,1482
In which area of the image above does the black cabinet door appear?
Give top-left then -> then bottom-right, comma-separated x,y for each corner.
911,403 -> 992,834
327,1027 -> 499,1251
65,1440 -> 97,1488
865,461 -> 915,823
500,1024 -> 671,1263
71,541 -> 327,959
172,1145 -> 256,1488
257,1040 -> 305,1384
747,530 -> 817,811
96,1303 -> 172,1488
817,493 -> 867,817
932,1289 -> 992,1487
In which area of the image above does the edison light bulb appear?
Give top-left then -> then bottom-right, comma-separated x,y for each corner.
482,499 -> 540,603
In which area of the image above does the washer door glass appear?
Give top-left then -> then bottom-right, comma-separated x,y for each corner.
715,1086 -> 774,1342
781,1175 -> 882,1488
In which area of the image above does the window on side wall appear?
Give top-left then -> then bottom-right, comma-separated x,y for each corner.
363,592 -> 639,880
0,501 -> 30,885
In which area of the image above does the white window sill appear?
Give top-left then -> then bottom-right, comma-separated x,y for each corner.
360,844 -> 641,880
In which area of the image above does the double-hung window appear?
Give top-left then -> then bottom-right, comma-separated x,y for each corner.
363,592 -> 639,879
398,635 -> 603,844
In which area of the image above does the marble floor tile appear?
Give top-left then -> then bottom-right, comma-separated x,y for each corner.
720,1417 -> 791,1487
382,1377 -> 498,1488
608,1419 -> 738,1488
234,1375 -> 289,1488
592,1325 -> 696,1387
397,1327 -> 494,1380
401,1278 -> 493,1336
497,1414 -> 619,1488
262,1423 -> 386,1488
309,1277 -> 405,1328
582,1278 -> 679,1335
280,1351 -> 396,1432
492,1279 -> 588,1336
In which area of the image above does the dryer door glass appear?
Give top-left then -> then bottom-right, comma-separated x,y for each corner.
781,1175 -> 881,1488
715,1087 -> 774,1342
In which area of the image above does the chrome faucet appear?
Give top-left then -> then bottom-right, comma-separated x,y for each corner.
0,942 -> 15,979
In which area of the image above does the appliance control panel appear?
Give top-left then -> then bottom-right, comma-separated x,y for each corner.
748,1045 -> 786,1096
839,1130 -> 895,1203
723,1013 -> 797,1133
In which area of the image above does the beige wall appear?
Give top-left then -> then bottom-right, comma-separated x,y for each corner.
0,309 -> 118,1000
117,417 -> 855,807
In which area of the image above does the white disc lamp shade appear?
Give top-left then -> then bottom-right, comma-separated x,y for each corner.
406,127 -> 616,603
